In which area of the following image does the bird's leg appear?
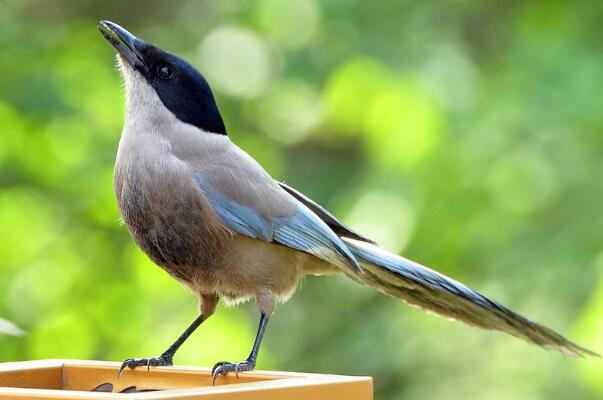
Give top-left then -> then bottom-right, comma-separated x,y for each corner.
118,294 -> 218,378
118,314 -> 204,377
211,312 -> 270,385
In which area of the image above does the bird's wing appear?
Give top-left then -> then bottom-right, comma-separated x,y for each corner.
190,142 -> 360,274
277,182 -> 375,244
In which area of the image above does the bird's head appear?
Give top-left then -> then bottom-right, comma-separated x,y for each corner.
99,20 -> 226,135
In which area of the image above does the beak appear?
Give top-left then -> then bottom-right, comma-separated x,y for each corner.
98,20 -> 147,71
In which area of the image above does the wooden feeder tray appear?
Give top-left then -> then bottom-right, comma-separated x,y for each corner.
0,359 -> 372,399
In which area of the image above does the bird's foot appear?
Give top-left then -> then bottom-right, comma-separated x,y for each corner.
211,359 -> 256,385
117,353 -> 174,378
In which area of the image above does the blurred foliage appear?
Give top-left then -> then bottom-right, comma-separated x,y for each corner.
1,1 -> 603,399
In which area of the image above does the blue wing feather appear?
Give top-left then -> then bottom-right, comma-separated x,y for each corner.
273,205 -> 360,272
194,172 -> 360,273
194,172 -> 273,241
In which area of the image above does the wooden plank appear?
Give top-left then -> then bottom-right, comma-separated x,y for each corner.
0,359 -> 373,399
0,360 -> 64,390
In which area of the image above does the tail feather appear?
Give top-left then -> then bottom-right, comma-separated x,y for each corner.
343,238 -> 597,357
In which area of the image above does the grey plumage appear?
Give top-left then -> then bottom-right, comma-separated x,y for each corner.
98,20 -> 596,379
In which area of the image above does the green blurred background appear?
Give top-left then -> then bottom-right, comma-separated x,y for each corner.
1,1 -> 603,398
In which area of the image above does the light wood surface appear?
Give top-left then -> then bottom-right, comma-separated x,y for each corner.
0,359 -> 373,399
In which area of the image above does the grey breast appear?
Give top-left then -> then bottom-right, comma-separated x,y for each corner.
114,155 -> 229,281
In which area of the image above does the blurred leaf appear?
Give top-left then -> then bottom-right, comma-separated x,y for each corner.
0,318 -> 25,337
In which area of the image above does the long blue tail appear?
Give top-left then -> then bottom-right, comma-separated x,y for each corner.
343,238 -> 597,357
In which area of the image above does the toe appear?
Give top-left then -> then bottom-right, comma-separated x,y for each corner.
211,365 -> 226,386
211,361 -> 228,376
117,354 -> 174,378
117,359 -> 138,378
210,360 -> 257,385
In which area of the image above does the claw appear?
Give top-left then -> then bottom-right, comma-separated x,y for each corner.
117,360 -> 133,379
211,368 -> 220,386
210,359 -> 255,385
211,361 -> 226,377
211,361 -> 227,386
117,363 -> 126,380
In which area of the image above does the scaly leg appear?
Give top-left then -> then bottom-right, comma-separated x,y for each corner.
211,312 -> 270,385
118,294 -> 218,378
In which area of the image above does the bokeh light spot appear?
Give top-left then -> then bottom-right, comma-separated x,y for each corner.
323,58 -> 394,135
347,190 -> 415,254
256,80 -> 322,144
257,0 -> 321,49
198,26 -> 271,98
365,81 -> 442,169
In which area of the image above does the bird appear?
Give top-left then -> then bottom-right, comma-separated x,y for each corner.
97,20 -> 596,383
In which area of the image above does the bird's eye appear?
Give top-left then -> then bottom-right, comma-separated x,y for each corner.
156,64 -> 173,79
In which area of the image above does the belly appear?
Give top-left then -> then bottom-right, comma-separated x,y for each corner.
115,164 -> 230,282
